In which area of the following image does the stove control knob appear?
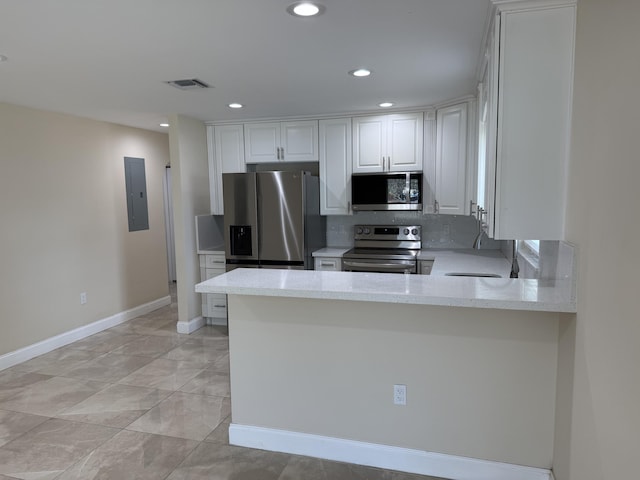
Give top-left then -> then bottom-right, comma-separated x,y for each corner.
363,227 -> 371,235
403,228 -> 410,235
356,227 -> 363,235
411,228 -> 418,235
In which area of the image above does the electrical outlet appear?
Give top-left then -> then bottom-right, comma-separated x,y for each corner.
393,384 -> 407,405
80,292 -> 87,305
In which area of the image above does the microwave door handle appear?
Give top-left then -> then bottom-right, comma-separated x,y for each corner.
406,172 -> 411,204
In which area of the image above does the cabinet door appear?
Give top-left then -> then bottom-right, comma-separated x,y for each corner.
472,17 -> 500,234
352,116 -> 386,173
483,12 -> 500,236
215,125 -> 246,173
281,121 -> 318,162
493,4 -> 575,240
435,103 -> 468,215
387,113 -> 423,171
422,110 -> 437,213
208,125 -> 245,215
319,118 -> 352,215
244,123 -> 280,163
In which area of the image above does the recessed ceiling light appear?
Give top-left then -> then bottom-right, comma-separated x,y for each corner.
287,2 -> 325,17
379,102 -> 394,108
159,123 -> 170,128
228,103 -> 243,109
0,55 -> 8,62
349,68 -> 371,77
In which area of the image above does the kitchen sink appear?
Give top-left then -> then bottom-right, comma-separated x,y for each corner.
445,272 -> 502,278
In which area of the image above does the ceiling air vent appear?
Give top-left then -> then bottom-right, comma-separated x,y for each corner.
166,78 -> 211,90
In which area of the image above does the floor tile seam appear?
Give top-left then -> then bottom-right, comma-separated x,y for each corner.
50,411 -> 135,430
165,390 -> 232,402
109,348 -> 183,359
53,371 -> 144,389
0,417 -> 121,465
128,355 -> 213,368
162,440 -> 221,480
53,384 -> 174,420
176,381 -> 231,396
16,358 -> 100,377
158,439 -> 204,480
123,423 -> 214,443
114,377 -> 186,393
114,363 -> 211,391
0,414 -> 54,450
49,424 -> 131,480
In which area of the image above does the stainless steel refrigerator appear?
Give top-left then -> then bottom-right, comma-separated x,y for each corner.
223,171 -> 325,270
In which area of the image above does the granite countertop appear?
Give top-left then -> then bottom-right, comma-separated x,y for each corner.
197,244 -> 225,255
418,249 -> 512,277
196,268 -> 576,313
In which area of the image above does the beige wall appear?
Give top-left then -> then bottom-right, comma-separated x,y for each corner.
0,103 -> 170,356
229,295 -> 561,468
553,0 -> 640,478
168,114 -> 210,324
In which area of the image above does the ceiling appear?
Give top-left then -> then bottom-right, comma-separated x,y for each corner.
0,0 -> 492,132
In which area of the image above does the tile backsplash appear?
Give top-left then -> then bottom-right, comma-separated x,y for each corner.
326,211 -> 503,249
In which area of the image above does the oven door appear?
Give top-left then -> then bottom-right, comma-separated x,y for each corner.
342,258 -> 417,274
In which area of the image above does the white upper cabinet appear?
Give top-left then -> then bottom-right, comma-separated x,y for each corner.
353,113 -> 423,173
353,116 -> 385,171
423,102 -> 476,216
319,118 -> 352,215
244,120 -> 318,163
207,125 -> 245,215
483,0 -> 576,240
435,103 -> 469,216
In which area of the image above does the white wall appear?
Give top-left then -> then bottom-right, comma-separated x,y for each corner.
229,295 -> 561,469
553,0 -> 640,478
0,102 -> 170,356
168,114 -> 210,325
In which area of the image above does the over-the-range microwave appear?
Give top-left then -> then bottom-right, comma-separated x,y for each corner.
351,172 -> 423,211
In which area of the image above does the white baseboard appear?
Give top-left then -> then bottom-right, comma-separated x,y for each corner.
229,424 -> 553,480
0,295 -> 171,371
177,315 -> 205,334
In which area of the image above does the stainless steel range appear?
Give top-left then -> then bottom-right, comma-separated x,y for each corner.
342,225 -> 421,274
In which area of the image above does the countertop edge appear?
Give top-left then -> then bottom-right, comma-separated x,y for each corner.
196,270 -> 577,314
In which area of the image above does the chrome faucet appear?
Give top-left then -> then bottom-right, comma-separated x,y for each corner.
472,206 -> 486,249
510,240 -> 520,278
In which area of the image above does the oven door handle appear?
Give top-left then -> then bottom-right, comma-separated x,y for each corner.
342,260 -> 415,274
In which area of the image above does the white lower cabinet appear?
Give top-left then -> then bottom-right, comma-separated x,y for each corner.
314,257 -> 342,271
199,252 -> 227,323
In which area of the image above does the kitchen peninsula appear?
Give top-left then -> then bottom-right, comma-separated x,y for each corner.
196,265 -> 575,480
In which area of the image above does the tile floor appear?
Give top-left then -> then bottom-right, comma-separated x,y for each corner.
0,286 -> 444,480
